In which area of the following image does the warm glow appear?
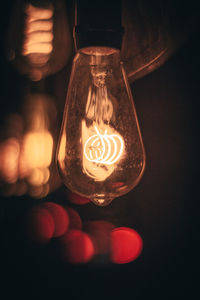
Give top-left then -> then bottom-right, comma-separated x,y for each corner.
56,48 -> 146,205
58,132 -> 66,163
23,4 -> 54,65
81,63 -> 124,181
25,4 -> 54,20
0,94 -> 57,198
0,138 -> 20,184
23,130 -> 53,170
27,167 -> 50,186
25,20 -> 53,34
82,120 -> 124,181
84,125 -> 124,164
23,42 -> 53,56
29,183 -> 50,199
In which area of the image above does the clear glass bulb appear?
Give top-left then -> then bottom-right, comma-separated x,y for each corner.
57,47 -> 145,206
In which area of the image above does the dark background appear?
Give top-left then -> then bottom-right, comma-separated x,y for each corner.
0,0 -> 199,297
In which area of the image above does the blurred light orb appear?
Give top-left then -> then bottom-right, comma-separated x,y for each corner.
0,138 -> 20,184
26,207 -> 55,244
42,202 -> 69,238
84,220 -> 115,255
23,130 -> 53,169
66,207 -> 82,230
60,230 -> 94,264
111,227 -> 143,264
27,167 -> 50,187
27,168 -> 44,186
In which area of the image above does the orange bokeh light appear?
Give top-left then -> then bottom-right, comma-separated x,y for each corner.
22,130 -> 53,170
0,138 -> 20,184
0,93 -> 56,198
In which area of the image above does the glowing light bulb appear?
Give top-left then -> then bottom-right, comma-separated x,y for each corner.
6,0 -> 72,80
57,47 -> 145,206
22,3 -> 54,68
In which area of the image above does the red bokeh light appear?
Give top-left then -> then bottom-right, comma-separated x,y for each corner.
111,227 -> 143,264
67,207 -> 82,230
84,220 -> 115,255
59,229 -> 94,264
26,207 -> 55,244
41,202 -> 69,238
68,192 -> 90,205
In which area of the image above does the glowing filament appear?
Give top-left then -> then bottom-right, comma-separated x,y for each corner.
82,121 -> 124,181
81,62 -> 124,181
84,125 -> 124,165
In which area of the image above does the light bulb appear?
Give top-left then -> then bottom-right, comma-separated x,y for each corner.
6,0 -> 72,81
57,46 -> 145,206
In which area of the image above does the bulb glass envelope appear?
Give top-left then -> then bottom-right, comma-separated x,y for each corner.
57,47 -> 145,206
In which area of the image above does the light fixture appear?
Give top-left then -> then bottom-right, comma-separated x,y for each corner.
56,0 -> 145,206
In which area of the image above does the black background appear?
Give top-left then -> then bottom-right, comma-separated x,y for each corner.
0,1 -> 199,297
